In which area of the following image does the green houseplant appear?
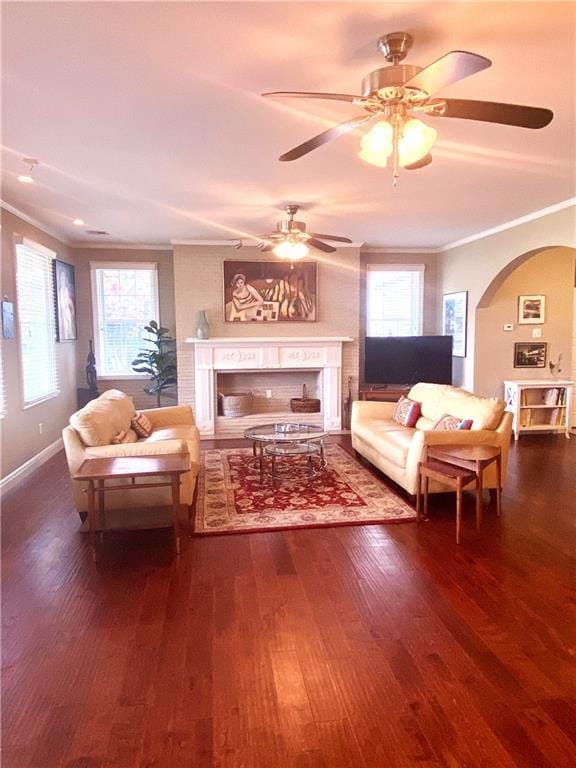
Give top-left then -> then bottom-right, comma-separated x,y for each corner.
131,320 -> 177,407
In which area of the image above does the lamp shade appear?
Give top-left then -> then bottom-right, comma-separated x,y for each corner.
398,118 -> 437,166
358,120 -> 393,167
359,117 -> 437,168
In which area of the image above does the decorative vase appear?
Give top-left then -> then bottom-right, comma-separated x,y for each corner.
195,310 -> 210,340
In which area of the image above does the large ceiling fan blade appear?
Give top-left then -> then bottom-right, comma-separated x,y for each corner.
432,98 -> 554,128
403,51 -> 491,97
404,153 -> 433,170
307,238 -> 337,253
279,115 -> 373,162
263,91 -> 364,103
310,233 -> 353,243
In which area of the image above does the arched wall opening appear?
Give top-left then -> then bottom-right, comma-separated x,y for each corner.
474,245 -> 576,398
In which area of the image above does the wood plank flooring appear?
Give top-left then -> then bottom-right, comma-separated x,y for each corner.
2,435 -> 575,768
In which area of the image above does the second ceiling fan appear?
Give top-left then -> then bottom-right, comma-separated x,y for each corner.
246,204 -> 352,259
263,31 -> 554,183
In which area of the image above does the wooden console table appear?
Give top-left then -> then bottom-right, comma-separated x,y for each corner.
359,386 -> 410,402
74,453 -> 191,562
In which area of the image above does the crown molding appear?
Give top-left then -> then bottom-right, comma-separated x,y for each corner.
171,238 -> 364,248
70,242 -> 171,251
441,197 -> 576,252
0,200 -> 72,246
361,246 -> 442,254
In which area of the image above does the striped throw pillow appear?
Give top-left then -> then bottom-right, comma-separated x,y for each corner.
131,411 -> 152,438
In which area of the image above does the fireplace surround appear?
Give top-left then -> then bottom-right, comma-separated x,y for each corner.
185,336 -> 353,436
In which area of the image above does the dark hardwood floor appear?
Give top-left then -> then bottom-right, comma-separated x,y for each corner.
2,435 -> 575,768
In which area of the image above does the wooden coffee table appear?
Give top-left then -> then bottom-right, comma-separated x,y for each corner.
74,453 -> 191,562
426,444 -> 502,526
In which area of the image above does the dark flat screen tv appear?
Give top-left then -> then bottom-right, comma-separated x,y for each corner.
364,335 -> 453,386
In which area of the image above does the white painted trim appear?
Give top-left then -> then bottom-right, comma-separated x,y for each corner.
172,239 -> 364,248
0,200 -> 72,245
362,246 -> 442,254
441,198 -> 576,252
0,437 -> 63,495
71,242 -> 171,250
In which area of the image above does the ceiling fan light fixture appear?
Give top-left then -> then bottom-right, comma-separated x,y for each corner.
398,118 -> 437,166
359,117 -> 436,169
274,237 -> 309,260
358,120 -> 393,167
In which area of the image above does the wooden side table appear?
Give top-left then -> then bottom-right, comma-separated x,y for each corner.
416,459 -> 480,544
73,453 -> 191,562
426,444 -> 502,526
359,387 -> 410,402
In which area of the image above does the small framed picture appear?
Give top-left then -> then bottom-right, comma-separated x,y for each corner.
442,291 -> 468,357
514,342 -> 547,368
2,300 -> 14,339
53,260 -> 77,341
518,294 -> 545,324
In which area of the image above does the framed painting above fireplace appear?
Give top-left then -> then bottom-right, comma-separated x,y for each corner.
223,261 -> 317,322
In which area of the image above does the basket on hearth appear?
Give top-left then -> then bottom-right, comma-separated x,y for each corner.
290,384 -> 321,414
219,391 -> 253,417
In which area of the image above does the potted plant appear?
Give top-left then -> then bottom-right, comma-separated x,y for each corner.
131,320 -> 177,407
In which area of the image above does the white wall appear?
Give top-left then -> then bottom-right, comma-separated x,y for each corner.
439,204 -> 576,390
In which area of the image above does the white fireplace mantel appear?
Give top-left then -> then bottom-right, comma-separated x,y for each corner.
185,336 -> 353,435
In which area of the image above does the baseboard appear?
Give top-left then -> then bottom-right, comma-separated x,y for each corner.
0,437 -> 64,495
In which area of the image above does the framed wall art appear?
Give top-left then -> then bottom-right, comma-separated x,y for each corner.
514,342 -> 547,368
518,294 -> 545,324
223,261 -> 317,322
442,291 -> 468,357
53,260 -> 77,341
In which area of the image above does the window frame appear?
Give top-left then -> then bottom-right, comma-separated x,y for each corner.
90,261 -> 160,380
15,237 -> 60,409
366,263 -> 425,337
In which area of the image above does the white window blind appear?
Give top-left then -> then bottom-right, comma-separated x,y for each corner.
91,262 -> 159,377
15,241 -> 59,407
367,264 -> 425,337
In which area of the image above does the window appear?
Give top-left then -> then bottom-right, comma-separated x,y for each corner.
366,264 -> 425,337
91,262 -> 159,377
0,346 -> 6,418
15,239 -> 59,406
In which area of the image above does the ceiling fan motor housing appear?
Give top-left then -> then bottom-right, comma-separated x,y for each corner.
362,64 -> 426,99
277,219 -> 306,234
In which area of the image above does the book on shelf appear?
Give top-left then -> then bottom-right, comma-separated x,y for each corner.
543,387 -> 560,405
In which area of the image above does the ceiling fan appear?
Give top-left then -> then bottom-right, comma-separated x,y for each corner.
263,31 -> 554,184
237,204 -> 352,258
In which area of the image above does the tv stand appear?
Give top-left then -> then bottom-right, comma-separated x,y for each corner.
359,385 -> 410,402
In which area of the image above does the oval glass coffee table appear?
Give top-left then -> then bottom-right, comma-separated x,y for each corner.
244,423 -> 328,484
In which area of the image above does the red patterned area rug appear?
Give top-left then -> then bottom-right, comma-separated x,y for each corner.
193,445 -> 416,535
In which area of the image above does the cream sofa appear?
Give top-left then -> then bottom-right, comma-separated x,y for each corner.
63,389 -> 200,516
352,382 -> 513,495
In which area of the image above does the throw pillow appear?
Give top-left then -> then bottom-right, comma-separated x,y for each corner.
111,429 -> 128,445
111,428 -> 139,444
392,396 -> 421,428
433,414 -> 473,431
131,411 -> 152,438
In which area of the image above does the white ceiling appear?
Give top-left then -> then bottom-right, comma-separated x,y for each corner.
2,1 -> 575,248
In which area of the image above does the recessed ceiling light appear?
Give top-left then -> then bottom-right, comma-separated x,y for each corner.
18,157 -> 38,184
73,218 -> 85,226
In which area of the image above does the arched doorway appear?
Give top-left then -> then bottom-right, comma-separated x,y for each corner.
474,246 -> 575,408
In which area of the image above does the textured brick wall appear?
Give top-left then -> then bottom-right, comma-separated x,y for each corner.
173,245 -> 360,424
